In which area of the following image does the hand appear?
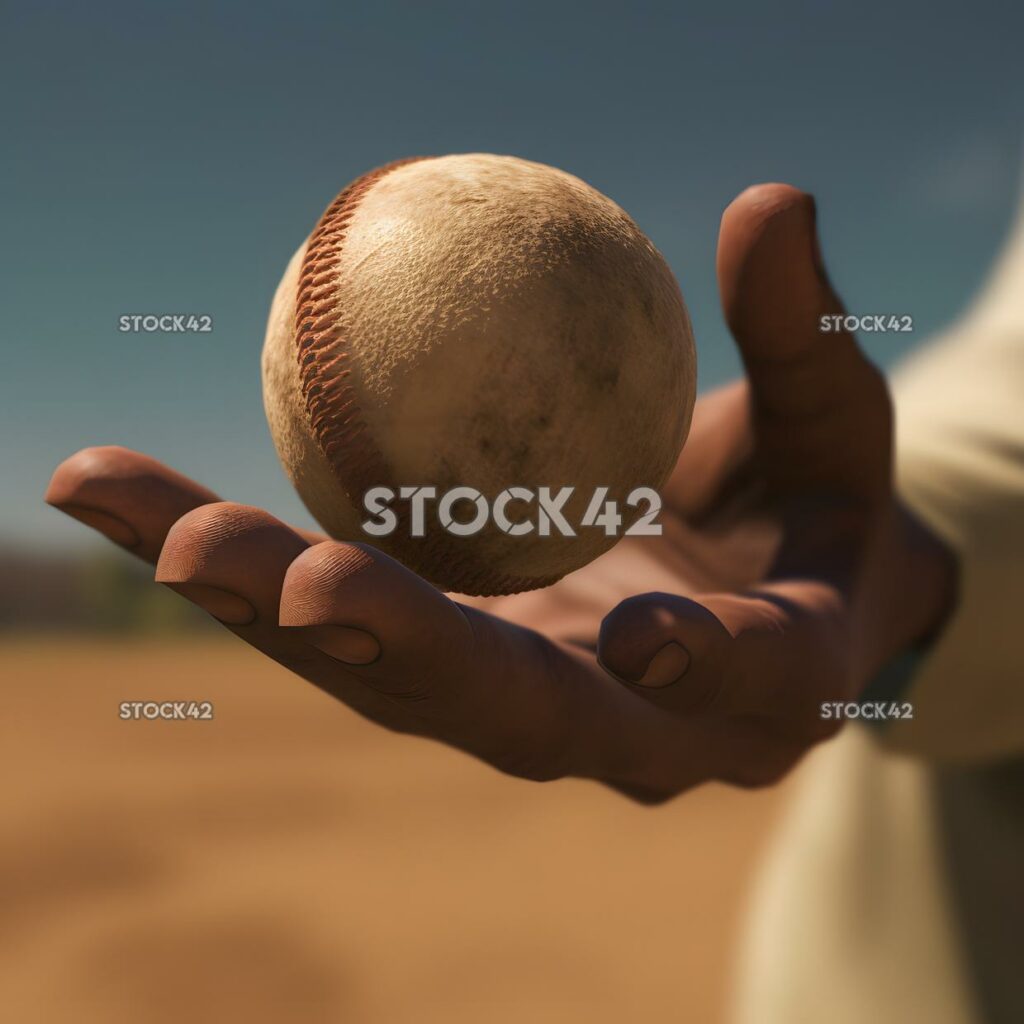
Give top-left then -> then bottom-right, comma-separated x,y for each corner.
46,184 -> 956,802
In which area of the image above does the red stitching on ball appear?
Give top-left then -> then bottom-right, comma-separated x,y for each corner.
294,158 -> 563,596
295,156 -> 424,517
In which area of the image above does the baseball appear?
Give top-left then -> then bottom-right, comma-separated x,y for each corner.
262,153 -> 696,595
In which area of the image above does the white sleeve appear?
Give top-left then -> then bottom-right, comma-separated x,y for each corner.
882,214 -> 1024,763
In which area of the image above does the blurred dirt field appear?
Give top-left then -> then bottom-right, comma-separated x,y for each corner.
2,637 -> 791,1023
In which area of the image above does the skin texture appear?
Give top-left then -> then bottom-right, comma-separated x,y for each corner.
48,184 -> 957,802
262,154 -> 696,595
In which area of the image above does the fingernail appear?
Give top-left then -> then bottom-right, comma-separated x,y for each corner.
633,642 -> 691,688
296,624 -> 381,666
162,582 -> 256,625
52,504 -> 140,548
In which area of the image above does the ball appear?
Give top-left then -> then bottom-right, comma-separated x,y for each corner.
262,153 -> 695,595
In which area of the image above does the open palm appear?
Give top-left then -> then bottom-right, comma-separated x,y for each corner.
47,185 -> 954,802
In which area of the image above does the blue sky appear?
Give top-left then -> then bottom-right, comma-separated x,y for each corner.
3,0 -> 1022,548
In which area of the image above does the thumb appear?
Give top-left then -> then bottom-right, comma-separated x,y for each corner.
717,184 -> 892,500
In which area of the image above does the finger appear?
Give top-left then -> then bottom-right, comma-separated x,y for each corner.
45,449 -> 805,795
157,510 -> 603,774
597,591 -> 813,787
279,540 -> 741,789
45,446 -> 221,561
279,540 -> 581,777
717,185 -> 891,498
598,592 -> 732,712
597,588 -> 846,733
279,541 -> 473,699
155,502 -> 408,728
46,446 -> 327,562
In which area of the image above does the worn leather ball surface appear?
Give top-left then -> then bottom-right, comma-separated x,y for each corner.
262,153 -> 696,595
